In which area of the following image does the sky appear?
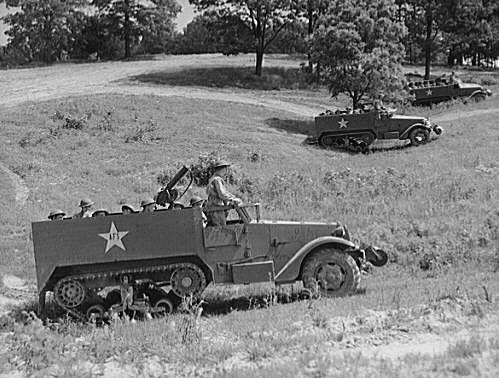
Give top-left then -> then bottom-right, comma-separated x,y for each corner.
0,1 -> 196,46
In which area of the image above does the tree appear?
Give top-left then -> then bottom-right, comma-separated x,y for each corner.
190,0 -> 299,76
92,0 -> 181,59
1,0 -> 86,63
310,0 -> 406,109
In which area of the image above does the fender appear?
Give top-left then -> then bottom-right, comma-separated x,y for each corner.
468,90 -> 488,100
274,236 -> 356,283
400,123 -> 430,139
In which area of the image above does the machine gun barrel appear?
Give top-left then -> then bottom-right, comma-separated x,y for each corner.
166,166 -> 189,189
155,166 -> 190,206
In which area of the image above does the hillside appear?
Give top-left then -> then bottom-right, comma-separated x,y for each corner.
0,54 -> 499,377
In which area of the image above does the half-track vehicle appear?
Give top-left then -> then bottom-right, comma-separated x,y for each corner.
408,77 -> 491,105
309,104 -> 443,153
32,167 -> 388,321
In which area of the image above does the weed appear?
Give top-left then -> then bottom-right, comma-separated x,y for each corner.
97,109 -> 115,132
124,120 -> 157,143
51,110 -> 87,130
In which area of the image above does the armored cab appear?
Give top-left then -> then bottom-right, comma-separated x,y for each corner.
408,77 -> 491,105
33,177 -> 388,321
312,106 -> 442,152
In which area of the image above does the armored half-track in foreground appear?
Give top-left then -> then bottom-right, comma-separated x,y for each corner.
408,77 -> 491,105
32,169 -> 388,321
308,105 -> 443,153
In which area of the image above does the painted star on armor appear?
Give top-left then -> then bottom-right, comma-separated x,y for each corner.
426,89 -> 433,96
338,118 -> 348,128
98,222 -> 129,253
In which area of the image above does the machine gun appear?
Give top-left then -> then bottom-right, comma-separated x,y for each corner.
155,166 -> 192,208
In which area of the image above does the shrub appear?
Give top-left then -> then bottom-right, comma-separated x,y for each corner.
189,152 -> 238,187
51,111 -> 87,130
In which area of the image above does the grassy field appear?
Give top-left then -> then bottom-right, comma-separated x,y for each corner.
1,58 -> 499,377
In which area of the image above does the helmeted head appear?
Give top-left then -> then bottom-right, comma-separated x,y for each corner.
92,209 -> 109,217
121,204 -> 136,215
48,209 -> 66,220
212,159 -> 231,176
190,195 -> 204,208
140,198 -> 156,213
79,198 -> 94,210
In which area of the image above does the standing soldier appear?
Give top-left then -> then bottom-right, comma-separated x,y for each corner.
140,198 -> 157,213
73,199 -> 94,218
48,210 -> 66,220
206,160 -> 242,226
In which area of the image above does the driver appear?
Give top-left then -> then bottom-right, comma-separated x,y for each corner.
206,160 -> 242,226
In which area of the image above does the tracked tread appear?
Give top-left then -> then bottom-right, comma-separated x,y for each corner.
302,248 -> 360,297
52,262 -> 204,320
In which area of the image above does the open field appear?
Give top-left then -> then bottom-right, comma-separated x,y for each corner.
1,54 -> 499,377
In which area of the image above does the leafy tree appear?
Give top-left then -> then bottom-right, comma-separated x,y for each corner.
92,0 -> 181,58
1,0 -> 85,63
190,0 -> 300,76
310,0 -> 406,109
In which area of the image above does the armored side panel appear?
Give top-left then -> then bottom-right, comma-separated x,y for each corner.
32,208 -> 205,293
314,113 -> 375,138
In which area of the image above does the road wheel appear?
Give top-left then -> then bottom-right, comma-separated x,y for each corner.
171,263 -> 207,297
86,304 -> 105,323
54,279 -> 86,308
302,249 -> 360,297
409,128 -> 430,146
152,298 -> 174,317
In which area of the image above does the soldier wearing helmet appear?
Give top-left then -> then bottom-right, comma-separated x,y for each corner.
92,209 -> 109,217
73,199 -> 94,218
140,198 -> 156,213
206,160 -> 242,226
121,204 -> 136,215
190,195 -> 207,227
48,209 -> 66,220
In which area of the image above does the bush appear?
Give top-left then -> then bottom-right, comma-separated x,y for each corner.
51,111 -> 87,130
189,152 -> 238,187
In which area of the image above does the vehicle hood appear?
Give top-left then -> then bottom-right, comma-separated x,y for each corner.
390,114 -> 427,122
460,82 -> 483,90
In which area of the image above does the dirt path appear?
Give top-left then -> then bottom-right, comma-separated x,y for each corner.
1,54 -> 498,121
0,162 -> 29,207
0,54 -> 322,117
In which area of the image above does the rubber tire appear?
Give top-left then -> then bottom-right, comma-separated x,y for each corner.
302,249 -> 360,297
409,128 -> 430,146
471,94 -> 486,103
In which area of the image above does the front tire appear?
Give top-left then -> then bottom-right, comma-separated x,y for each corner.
409,128 -> 430,146
302,249 -> 360,297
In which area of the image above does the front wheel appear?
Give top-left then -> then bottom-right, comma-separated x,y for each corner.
302,249 -> 360,297
409,128 -> 430,146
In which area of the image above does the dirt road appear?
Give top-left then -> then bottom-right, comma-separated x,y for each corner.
0,54 -> 323,117
1,54 -> 497,121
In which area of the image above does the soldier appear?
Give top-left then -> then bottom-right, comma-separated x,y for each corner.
92,209 -> 109,217
73,199 -> 94,218
140,198 -> 156,213
190,195 -> 207,226
48,209 -> 66,220
121,204 -> 136,215
206,160 -> 242,226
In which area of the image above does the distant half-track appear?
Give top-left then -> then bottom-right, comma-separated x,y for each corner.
308,104 -> 442,153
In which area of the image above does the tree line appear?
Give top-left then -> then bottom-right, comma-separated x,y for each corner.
1,1 -> 499,107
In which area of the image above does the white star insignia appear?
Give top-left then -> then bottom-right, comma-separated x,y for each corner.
338,118 -> 348,128
98,222 -> 129,253
426,89 -> 433,96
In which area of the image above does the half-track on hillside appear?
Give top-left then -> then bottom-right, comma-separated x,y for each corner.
310,104 -> 443,153
32,167 -> 388,321
408,77 -> 491,105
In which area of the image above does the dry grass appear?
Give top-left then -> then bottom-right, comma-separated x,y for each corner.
1,63 -> 499,376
